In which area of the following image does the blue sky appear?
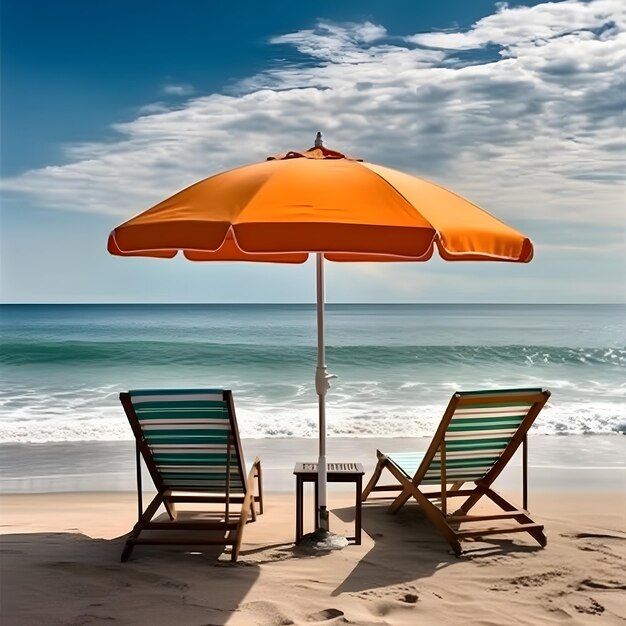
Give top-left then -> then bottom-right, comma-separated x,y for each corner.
1,0 -> 624,303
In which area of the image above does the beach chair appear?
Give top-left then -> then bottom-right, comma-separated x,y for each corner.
362,388 -> 550,555
119,388 -> 263,563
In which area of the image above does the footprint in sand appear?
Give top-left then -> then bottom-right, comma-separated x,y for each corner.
574,539 -> 624,562
239,600 -> 294,626
578,579 -> 626,591
400,593 -> 418,604
574,598 -> 605,615
306,608 -> 345,622
569,532 -> 626,541
352,583 -> 419,604
350,584 -> 419,617
490,569 -> 566,591
160,579 -> 189,591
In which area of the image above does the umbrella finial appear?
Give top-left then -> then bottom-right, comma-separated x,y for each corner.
314,132 -> 323,148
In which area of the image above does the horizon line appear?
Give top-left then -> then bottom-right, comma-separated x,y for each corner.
1,302 -> 624,306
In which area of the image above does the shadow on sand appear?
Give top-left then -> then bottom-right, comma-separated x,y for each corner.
331,498 -> 543,596
0,501 -> 547,624
0,530 -> 261,625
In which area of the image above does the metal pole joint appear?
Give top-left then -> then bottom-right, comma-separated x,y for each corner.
315,365 -> 337,396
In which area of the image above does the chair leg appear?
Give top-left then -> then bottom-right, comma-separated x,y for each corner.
388,488 -> 413,514
121,542 -> 135,563
361,452 -> 385,501
163,498 -> 178,521
256,462 -> 264,515
484,488 -> 547,547
387,468 -> 461,515
413,489 -> 463,556
121,525 -> 142,563
120,492 -> 164,562
381,462 -> 462,554
456,483 -> 486,515
232,492 -> 253,562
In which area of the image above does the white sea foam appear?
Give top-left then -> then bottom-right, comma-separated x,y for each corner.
0,397 -> 623,443
2,304 -> 623,443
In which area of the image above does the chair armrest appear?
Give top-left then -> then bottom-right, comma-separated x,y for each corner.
247,457 -> 261,483
245,457 -> 263,516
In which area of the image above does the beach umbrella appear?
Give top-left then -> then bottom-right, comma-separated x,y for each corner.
107,133 -> 534,537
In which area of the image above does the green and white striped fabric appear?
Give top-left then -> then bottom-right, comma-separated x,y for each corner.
129,389 -> 244,493
388,389 -> 541,485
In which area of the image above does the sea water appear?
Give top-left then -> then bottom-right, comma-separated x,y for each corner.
1,304 -> 624,443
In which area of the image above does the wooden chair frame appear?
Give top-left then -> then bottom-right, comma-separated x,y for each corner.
120,389 -> 263,563
362,389 -> 550,555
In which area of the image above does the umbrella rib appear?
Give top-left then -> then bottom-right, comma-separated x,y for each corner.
355,161 -> 532,262
350,159 -> 438,244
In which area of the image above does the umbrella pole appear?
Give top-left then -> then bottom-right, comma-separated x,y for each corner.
315,252 -> 329,531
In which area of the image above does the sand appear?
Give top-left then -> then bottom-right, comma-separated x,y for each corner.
1,487 -> 625,625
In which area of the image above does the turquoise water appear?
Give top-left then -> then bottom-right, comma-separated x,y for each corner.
0,304 -> 624,441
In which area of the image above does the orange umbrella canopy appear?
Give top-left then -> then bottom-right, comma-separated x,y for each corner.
108,143 -> 533,263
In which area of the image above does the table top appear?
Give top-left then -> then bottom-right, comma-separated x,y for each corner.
293,462 -> 364,476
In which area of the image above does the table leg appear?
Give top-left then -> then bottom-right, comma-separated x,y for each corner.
314,478 -> 319,530
296,476 -> 303,542
355,476 -> 362,545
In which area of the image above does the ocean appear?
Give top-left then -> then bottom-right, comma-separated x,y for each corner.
0,304 -> 624,443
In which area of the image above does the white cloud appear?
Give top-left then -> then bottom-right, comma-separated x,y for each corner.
269,21 -> 388,63
137,102 -> 171,115
409,0 -> 623,50
1,0 -> 624,246
162,83 -> 195,96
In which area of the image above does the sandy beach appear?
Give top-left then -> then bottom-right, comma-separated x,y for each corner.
3,0 -> 626,622
1,437 -> 625,625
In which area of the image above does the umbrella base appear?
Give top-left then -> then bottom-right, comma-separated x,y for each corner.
296,528 -> 349,552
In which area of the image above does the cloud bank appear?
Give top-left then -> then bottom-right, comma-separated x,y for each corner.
2,0 -> 624,240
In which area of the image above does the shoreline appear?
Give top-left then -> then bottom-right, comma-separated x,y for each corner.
1,434 -> 624,494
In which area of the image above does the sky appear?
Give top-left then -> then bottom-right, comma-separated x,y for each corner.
1,0 -> 624,304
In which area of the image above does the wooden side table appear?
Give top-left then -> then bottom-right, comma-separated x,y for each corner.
293,462 -> 365,544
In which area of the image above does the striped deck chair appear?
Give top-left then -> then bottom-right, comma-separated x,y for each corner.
119,388 -> 263,563
362,388 -> 550,556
